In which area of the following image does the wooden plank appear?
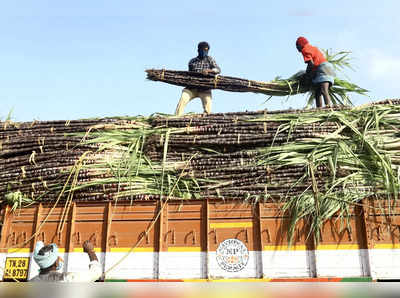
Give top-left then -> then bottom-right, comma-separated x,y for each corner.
158,201 -> 168,252
66,202 -> 76,253
255,202 -> 263,252
359,202 -> 372,249
104,201 -> 112,253
204,199 -> 210,278
0,206 -> 12,250
202,199 -> 209,253
31,203 -> 42,252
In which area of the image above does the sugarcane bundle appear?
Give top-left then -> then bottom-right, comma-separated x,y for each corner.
146,51 -> 368,106
1,100 -> 400,241
146,69 -> 305,95
2,101 -> 400,207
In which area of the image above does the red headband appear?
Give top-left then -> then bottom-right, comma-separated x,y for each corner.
296,37 -> 309,48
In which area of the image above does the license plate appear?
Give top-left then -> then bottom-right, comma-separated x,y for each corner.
3,257 -> 30,281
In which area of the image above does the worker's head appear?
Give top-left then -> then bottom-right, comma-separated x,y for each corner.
296,36 -> 309,52
33,241 -> 63,272
197,41 -> 210,58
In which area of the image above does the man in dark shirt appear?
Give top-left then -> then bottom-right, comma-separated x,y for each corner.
175,41 -> 221,116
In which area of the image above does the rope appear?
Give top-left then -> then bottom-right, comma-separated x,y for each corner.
161,69 -> 165,81
29,151 -> 37,166
20,166 -> 26,179
214,75 -> 219,88
263,110 -> 267,133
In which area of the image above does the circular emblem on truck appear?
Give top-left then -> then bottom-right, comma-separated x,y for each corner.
216,238 -> 249,272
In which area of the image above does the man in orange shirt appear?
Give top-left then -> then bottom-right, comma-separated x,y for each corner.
296,37 -> 335,108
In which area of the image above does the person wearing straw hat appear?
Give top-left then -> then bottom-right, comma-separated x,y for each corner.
175,41 -> 221,116
296,37 -> 335,108
30,240 -> 101,282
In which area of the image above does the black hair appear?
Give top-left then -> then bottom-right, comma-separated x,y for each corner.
198,41 -> 210,50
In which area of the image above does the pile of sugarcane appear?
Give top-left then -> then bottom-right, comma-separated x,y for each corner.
1,99 -> 400,240
146,51 -> 368,106
0,118 -> 147,207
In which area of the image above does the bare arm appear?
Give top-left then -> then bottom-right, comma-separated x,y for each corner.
83,240 -> 98,262
63,240 -> 102,282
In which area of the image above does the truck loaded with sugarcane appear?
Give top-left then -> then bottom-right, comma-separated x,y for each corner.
0,39 -> 399,282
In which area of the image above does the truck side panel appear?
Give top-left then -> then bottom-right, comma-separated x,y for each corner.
0,199 -> 399,281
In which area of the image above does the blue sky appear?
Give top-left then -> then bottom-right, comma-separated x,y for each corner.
1,1 -> 400,121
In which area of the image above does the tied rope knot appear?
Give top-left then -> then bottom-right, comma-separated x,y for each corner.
214,74 -> 219,88
160,69 -> 165,80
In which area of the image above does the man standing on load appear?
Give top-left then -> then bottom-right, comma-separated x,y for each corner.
296,37 -> 336,108
30,240 -> 102,282
175,41 -> 221,116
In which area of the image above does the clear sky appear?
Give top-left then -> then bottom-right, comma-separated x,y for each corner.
1,1 -> 400,121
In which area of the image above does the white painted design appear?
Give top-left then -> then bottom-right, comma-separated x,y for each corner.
216,239 -> 249,273
208,251 -> 260,278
